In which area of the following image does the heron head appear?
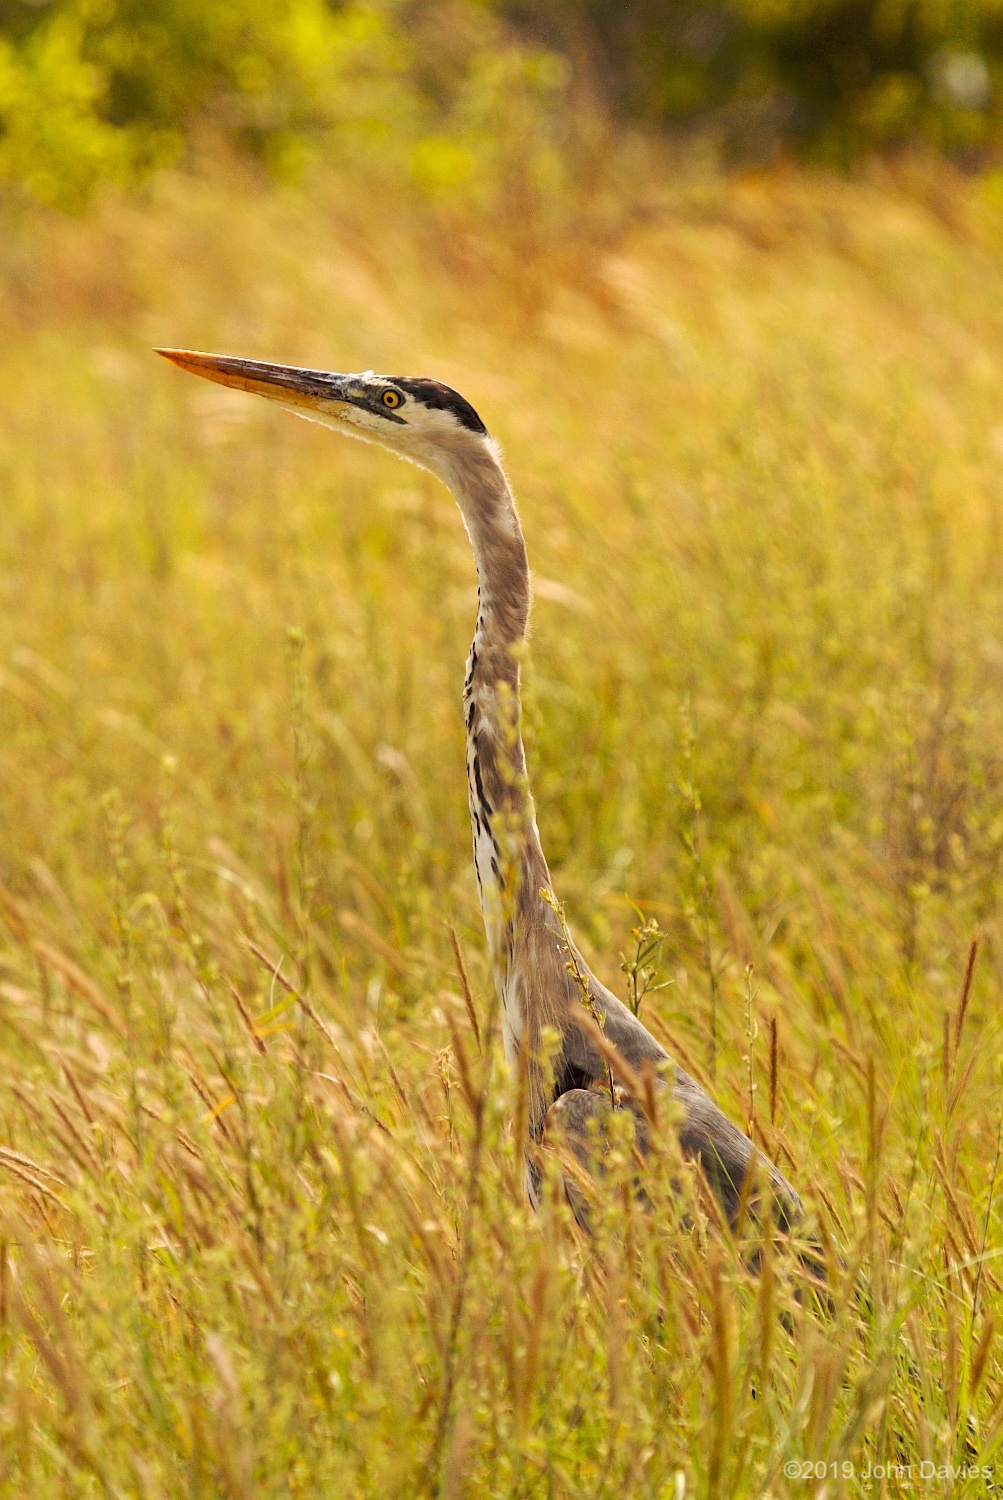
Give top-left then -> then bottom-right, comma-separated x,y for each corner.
156,349 -> 490,482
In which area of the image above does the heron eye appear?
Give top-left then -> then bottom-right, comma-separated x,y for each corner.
382,390 -> 402,409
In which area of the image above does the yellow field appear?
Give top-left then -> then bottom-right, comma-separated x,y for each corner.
2,156 -> 1003,1494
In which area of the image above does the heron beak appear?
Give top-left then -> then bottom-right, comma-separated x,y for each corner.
155,349 -> 358,418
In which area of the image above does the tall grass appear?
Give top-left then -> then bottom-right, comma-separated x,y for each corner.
2,156 -> 1003,1492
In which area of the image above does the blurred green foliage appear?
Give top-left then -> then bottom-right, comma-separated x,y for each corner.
523,0 -> 1003,158
0,0 -> 577,208
2,0 -> 1002,208
0,0 -> 407,205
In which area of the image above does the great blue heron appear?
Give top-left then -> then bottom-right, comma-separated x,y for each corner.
157,349 -> 801,1233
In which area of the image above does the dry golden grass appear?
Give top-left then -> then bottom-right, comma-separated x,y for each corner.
1,155 -> 1003,1493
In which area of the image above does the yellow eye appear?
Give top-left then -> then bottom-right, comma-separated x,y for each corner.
382,389 -> 402,409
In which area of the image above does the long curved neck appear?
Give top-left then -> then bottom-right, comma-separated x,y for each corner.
443,442 -> 551,1062
448,442 -> 531,653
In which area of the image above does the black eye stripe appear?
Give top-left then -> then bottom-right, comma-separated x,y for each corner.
389,377 -> 487,434
358,376 -> 487,432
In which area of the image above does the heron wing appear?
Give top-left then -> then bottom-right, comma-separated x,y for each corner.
554,960 -> 801,1228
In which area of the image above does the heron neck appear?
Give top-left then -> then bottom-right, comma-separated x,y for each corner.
445,442 -> 530,650
446,444 -> 550,1056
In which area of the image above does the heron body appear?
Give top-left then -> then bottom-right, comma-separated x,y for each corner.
157,348 -> 800,1231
